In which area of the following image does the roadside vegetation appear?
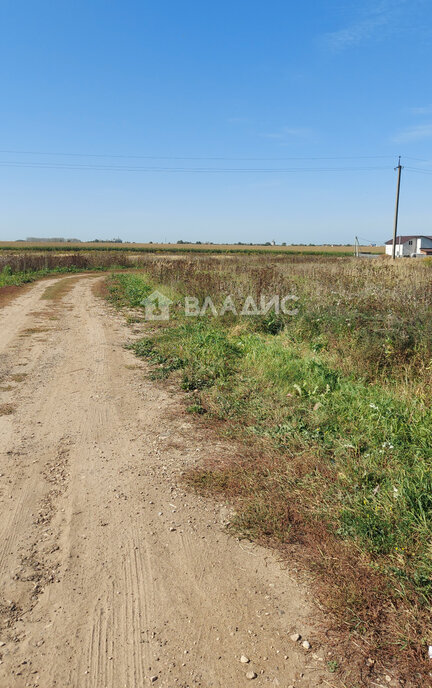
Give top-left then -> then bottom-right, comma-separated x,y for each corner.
0,251 -> 139,290
0,265 -> 80,288
106,255 -> 432,685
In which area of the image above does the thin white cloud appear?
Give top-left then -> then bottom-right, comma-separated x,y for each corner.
325,15 -> 388,50
410,105 -> 432,115
261,126 -> 312,141
323,0 -> 419,51
393,123 -> 432,143
227,117 -> 250,124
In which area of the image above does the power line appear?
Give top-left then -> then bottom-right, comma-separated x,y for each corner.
405,166 -> 432,175
0,160 -> 391,173
402,156 -> 431,162
0,149 -> 397,162
357,234 -> 380,244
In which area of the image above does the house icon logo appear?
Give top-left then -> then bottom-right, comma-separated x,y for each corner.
141,291 -> 173,321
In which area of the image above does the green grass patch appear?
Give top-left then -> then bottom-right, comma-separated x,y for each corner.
106,272 -> 153,307
106,272 -> 432,603
105,267 -> 432,680
0,265 -> 90,289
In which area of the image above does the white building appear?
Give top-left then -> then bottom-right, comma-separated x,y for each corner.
385,235 -> 432,257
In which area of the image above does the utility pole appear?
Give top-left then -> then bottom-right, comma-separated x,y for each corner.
392,156 -> 403,260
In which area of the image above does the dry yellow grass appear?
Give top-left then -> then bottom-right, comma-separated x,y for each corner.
0,240 -> 383,254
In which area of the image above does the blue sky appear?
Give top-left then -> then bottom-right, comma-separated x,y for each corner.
1,0 -> 431,244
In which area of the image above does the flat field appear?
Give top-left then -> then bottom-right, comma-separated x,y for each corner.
0,249 -> 429,686
0,240 -> 383,255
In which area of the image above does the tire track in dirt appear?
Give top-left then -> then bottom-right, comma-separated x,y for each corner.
0,277 -> 65,356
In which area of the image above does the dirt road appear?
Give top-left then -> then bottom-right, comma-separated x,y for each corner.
0,276 -> 330,688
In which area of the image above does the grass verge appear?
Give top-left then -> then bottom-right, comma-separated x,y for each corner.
0,265 -> 82,289
105,267 -> 432,686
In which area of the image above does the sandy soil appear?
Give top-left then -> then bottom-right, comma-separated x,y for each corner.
0,275 -> 332,688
